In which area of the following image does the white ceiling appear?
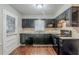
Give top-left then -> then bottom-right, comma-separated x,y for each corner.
10,4 -> 64,16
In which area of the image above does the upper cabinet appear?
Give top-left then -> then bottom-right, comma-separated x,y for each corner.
22,6 -> 79,28
22,19 -> 37,28
22,19 -> 57,28
56,6 -> 79,27
72,6 -> 79,27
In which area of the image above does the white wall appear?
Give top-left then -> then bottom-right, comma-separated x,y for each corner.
22,14 -> 55,19
0,4 -> 21,54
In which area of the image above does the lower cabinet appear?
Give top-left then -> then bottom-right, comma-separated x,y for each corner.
20,34 -> 54,45
61,39 -> 79,55
20,34 -> 79,55
25,37 -> 33,45
20,34 -> 33,45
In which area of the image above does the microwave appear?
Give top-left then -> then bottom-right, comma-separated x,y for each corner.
60,30 -> 72,37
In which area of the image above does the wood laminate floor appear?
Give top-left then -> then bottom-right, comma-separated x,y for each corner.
10,45 -> 57,55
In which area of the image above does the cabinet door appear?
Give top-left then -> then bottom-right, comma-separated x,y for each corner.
72,7 -> 79,27
20,34 -> 26,44
22,19 -> 26,28
62,40 -> 78,55
22,19 -> 36,28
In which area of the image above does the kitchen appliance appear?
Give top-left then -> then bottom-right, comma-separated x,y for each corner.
60,30 -> 72,37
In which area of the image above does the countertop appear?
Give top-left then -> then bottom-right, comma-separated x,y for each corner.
20,27 -> 79,40
20,28 -> 60,34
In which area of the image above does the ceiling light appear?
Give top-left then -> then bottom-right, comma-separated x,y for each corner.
35,4 -> 44,9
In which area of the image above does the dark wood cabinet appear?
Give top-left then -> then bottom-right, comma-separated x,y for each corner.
20,34 -> 58,45
22,19 -> 57,28
22,19 -> 37,28
20,34 -> 62,46
61,39 -> 78,55
72,7 -> 79,27
56,6 -> 79,27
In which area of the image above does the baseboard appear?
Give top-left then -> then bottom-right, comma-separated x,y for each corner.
33,44 -> 53,47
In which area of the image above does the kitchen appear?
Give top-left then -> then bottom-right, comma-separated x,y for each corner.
1,4 -> 79,55
19,4 -> 79,55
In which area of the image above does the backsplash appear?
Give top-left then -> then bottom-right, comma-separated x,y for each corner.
73,27 -> 79,33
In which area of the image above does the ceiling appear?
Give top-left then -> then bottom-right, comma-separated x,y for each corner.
10,4 -> 64,16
